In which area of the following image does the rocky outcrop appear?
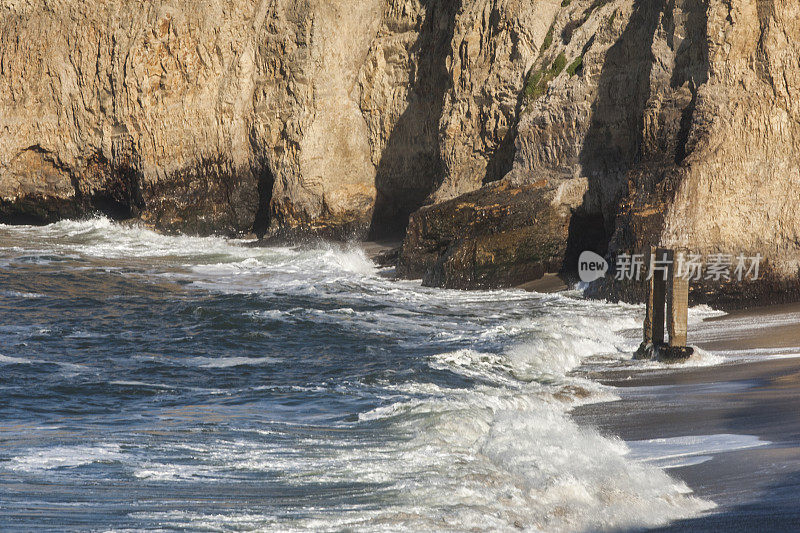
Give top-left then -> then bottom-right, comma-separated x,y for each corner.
0,1 -> 267,234
263,0 -> 383,239
401,0 -> 659,288
660,1 -> 800,277
398,180 -> 571,289
596,0 -> 800,304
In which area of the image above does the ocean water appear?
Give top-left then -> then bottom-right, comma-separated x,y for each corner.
0,217 -> 715,532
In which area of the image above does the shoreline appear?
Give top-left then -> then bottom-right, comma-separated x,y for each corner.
572,302 -> 800,530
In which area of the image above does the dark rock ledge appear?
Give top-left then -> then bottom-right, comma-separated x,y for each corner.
397,181 -> 569,290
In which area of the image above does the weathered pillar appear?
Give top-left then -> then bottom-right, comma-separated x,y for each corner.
642,246 -> 656,346
667,253 -> 689,348
650,247 -> 670,346
637,246 -> 667,358
637,247 -> 692,361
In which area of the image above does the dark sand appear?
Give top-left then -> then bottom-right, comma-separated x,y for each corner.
573,303 -> 800,531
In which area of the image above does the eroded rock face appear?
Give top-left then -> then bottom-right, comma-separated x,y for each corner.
0,1 -> 387,235
398,180 -> 570,289
599,0 -> 800,303
400,0 -> 800,303
0,1 -> 267,234
401,0 -> 658,287
433,0 -> 561,202
1,0 -> 554,239
358,0 -> 459,238
661,1 -> 800,277
264,0 -> 383,238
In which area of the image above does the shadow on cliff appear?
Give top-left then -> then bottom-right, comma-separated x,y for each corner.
252,158 -> 275,239
482,7 -> 528,188
668,0 -> 710,165
367,0 -> 462,241
565,0 -> 709,281
481,80 -> 525,188
565,0 -> 665,276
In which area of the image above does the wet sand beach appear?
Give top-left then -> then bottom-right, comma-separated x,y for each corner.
574,303 -> 800,531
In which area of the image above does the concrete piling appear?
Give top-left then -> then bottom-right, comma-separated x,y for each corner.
667,266 -> 689,348
642,246 -> 656,346
636,247 -> 693,361
653,247 -> 670,345
642,246 -> 667,345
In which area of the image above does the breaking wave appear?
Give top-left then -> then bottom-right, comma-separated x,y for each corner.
0,217 -> 717,531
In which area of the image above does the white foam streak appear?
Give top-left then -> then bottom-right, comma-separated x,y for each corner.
0,354 -> 33,365
0,290 -> 45,298
186,356 -> 282,368
7,444 -> 123,472
627,434 -> 769,469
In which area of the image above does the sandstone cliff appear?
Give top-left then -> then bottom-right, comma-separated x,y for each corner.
399,0 -> 800,304
0,0 -> 554,239
2,0 -> 799,304
1,1 -> 268,233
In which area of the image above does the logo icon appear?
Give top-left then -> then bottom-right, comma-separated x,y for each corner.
578,251 -> 608,283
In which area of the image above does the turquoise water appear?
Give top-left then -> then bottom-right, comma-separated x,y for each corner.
0,218 -> 711,531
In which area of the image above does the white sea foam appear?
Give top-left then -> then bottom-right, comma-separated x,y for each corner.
0,354 -> 33,365
109,380 -> 175,390
184,356 -> 282,368
7,444 -> 123,473
608,346 -> 726,371
689,304 -> 727,321
8,216 -> 247,261
127,510 -> 278,530
126,383 -> 712,531
132,463 -> 221,482
627,434 -> 769,469
120,305 -> 712,531
673,346 -> 726,367
341,348 -> 713,531
0,290 -> 45,298
0,354 -> 90,375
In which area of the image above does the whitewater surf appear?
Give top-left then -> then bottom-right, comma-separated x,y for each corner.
0,217 -> 717,531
